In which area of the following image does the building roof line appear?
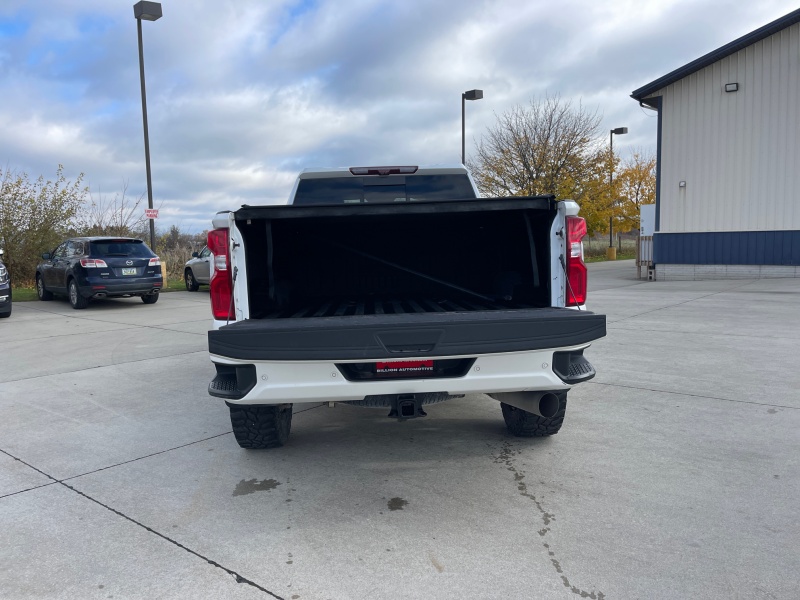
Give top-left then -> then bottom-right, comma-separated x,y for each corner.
631,7 -> 800,101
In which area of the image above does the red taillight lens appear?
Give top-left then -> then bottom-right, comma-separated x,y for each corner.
80,259 -> 108,268
148,257 -> 161,266
566,216 -> 587,306
208,228 -> 234,320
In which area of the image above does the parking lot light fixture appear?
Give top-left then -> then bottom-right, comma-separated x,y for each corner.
462,89 -> 483,165
134,1 -> 162,252
609,126 -> 628,253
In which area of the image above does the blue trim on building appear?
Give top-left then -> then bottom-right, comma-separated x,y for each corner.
654,231 -> 800,265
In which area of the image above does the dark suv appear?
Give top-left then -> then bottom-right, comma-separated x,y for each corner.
0,248 -> 10,318
35,237 -> 162,309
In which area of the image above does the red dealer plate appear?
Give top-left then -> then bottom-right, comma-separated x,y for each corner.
375,360 -> 434,374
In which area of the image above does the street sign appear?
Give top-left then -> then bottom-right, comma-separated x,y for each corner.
145,208 -> 159,219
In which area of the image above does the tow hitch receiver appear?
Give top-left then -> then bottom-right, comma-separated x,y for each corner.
388,394 -> 427,420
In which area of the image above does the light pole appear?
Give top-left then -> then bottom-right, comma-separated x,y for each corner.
462,89 -> 483,165
134,1 -> 162,252
608,126 -> 628,258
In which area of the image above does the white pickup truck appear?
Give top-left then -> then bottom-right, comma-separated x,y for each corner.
206,165 -> 606,449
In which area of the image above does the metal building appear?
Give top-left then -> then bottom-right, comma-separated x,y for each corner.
631,8 -> 800,280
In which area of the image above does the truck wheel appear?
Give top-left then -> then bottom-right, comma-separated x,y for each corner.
228,403 -> 293,449
501,392 -> 567,437
68,279 -> 88,309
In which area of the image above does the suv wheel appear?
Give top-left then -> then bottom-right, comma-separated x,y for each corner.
228,404 -> 293,449
141,293 -> 159,304
68,279 -> 88,309
36,275 -> 53,301
185,269 -> 200,292
501,392 -> 568,437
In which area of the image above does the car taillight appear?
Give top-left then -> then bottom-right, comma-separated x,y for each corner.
148,257 -> 161,266
208,228 -> 234,320
80,259 -> 108,268
565,216 -> 587,307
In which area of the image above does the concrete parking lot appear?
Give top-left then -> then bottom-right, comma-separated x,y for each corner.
1,260 -> 798,599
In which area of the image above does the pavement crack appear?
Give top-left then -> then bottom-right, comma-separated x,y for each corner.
10,303 -> 209,336
0,447 -> 283,599
607,281 -> 755,325
0,481 -> 58,500
587,381 -> 800,411
62,431 -> 233,482
493,441 -> 605,600
0,350 -> 209,384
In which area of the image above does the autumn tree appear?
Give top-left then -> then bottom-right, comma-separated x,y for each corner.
0,165 -> 88,285
613,151 -> 656,233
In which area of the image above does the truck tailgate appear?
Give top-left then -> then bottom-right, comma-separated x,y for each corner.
208,308 -> 606,361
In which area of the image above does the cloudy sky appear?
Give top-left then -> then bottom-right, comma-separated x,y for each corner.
0,0 -> 797,233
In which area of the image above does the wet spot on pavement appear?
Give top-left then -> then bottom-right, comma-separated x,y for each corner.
387,497 -> 408,511
232,478 -> 281,497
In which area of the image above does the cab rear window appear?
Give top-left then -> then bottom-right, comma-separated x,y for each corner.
293,174 -> 477,205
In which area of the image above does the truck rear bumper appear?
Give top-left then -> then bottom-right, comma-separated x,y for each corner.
210,345 -> 593,405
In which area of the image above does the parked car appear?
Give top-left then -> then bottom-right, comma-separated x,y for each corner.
0,248 -> 11,318
35,237 -> 162,309
184,245 -> 211,291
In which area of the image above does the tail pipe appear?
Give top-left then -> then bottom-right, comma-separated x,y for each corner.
489,391 -> 562,418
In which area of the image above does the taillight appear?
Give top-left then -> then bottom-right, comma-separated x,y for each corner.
80,259 -> 108,268
148,257 -> 161,266
565,216 -> 587,306
208,228 -> 234,320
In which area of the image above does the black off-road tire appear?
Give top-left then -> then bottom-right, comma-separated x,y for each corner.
185,269 -> 200,291
141,293 -> 159,304
501,392 -> 568,437
68,279 -> 88,309
228,403 -> 293,449
36,275 -> 53,301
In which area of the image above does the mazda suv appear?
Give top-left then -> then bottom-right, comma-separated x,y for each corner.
35,237 -> 162,309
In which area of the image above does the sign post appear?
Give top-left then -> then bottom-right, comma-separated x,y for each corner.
145,208 -> 159,219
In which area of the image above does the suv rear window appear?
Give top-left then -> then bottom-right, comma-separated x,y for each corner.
90,240 -> 154,258
293,174 -> 477,205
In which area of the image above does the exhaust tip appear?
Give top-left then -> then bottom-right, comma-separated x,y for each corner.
538,393 -> 560,419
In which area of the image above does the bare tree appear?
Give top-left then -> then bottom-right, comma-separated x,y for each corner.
71,181 -> 149,238
468,95 -> 603,199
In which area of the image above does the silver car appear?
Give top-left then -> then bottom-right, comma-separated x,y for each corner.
184,246 -> 211,291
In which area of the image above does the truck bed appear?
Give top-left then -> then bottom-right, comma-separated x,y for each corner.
234,196 -> 559,320
260,295 -> 536,319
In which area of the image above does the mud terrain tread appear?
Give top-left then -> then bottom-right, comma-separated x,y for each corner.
228,403 -> 292,449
